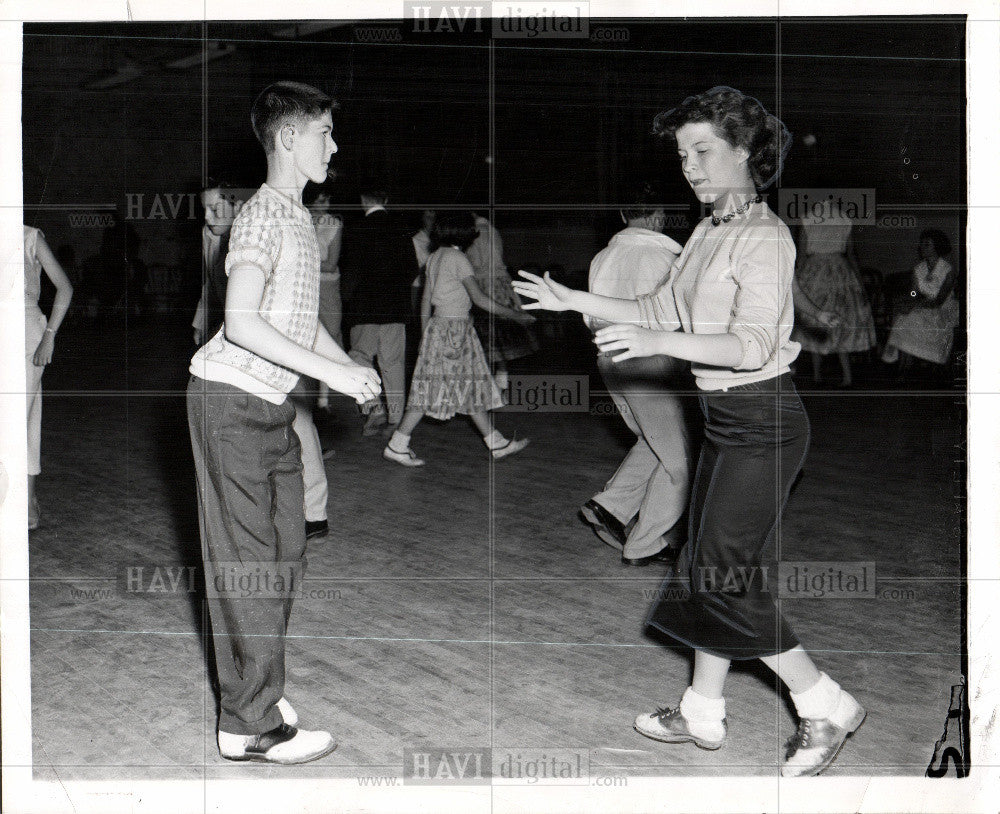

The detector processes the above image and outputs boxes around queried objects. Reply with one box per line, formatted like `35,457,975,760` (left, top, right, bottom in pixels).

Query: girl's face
675,121,752,204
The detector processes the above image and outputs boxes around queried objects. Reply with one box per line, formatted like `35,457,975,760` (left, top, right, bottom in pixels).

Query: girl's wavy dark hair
653,86,791,191
429,211,478,252
920,228,952,258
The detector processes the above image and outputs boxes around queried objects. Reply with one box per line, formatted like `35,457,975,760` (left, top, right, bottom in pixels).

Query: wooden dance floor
26,316,963,781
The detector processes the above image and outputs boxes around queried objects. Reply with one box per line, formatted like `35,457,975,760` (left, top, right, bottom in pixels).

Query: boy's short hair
202,176,233,194
200,178,235,210
621,182,666,222
251,81,333,155
359,181,390,204
202,183,255,231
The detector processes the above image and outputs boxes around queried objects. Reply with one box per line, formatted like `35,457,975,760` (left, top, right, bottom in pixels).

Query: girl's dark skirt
645,373,808,660
472,272,539,363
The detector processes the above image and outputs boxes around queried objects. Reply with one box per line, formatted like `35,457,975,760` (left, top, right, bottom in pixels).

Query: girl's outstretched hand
512,270,574,312
594,324,665,363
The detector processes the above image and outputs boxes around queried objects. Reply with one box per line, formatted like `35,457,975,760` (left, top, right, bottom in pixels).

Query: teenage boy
193,183,333,542
191,183,235,346
579,186,692,567
339,186,419,435
188,81,381,765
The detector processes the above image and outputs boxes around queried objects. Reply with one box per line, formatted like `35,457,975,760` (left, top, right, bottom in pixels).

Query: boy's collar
260,182,311,217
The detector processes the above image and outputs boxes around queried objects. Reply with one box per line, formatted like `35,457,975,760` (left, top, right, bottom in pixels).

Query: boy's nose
329,138,338,155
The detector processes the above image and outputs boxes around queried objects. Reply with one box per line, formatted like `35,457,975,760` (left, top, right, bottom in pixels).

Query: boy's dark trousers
187,376,307,736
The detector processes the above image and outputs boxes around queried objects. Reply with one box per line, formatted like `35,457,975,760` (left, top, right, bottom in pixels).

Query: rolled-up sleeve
729,227,796,371
636,271,682,332
225,213,281,280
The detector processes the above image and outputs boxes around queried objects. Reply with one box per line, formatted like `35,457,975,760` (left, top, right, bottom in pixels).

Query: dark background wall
22,18,965,300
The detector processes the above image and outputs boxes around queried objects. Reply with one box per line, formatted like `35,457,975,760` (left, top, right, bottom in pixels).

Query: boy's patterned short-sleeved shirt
190,183,320,403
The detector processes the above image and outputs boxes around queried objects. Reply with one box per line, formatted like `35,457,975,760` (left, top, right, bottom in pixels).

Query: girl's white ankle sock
790,672,841,720
482,429,507,450
679,686,726,741
388,430,411,452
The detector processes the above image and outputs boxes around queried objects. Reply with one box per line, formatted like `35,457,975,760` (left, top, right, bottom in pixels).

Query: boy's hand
323,362,382,404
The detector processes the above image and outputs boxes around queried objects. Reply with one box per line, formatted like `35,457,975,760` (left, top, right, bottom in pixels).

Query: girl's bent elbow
731,332,770,371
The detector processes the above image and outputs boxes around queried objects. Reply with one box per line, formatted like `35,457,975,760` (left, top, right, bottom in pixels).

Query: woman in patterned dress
791,200,876,387
882,229,959,373
383,213,535,466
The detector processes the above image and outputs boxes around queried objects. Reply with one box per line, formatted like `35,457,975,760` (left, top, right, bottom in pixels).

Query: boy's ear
280,123,295,152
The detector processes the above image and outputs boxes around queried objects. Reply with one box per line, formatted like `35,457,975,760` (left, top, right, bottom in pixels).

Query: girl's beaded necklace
711,194,762,227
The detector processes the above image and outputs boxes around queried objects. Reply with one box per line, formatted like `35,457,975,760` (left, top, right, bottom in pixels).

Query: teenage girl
309,189,344,410
513,86,865,777
466,213,538,390
24,226,74,529
384,212,535,467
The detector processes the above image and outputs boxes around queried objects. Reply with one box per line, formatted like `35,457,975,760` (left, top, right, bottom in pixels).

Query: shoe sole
492,439,530,460
634,723,725,751
782,708,867,778
382,449,425,467
623,548,677,567
223,740,338,765
579,505,625,552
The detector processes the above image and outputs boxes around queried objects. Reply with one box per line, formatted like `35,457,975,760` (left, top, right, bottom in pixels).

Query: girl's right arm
463,277,535,325
512,270,641,324
32,234,74,366
792,277,839,328
420,275,433,332
36,234,73,331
